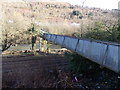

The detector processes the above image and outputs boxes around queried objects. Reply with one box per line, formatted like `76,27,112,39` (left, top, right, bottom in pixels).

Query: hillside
2,1,117,24
1,1,118,44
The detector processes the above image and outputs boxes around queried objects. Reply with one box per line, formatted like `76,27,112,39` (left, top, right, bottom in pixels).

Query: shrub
83,21,120,43
88,12,93,18
72,10,81,16
108,22,120,42
79,16,83,19
64,52,100,74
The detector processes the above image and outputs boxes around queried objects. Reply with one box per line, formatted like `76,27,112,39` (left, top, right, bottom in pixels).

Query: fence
43,33,120,73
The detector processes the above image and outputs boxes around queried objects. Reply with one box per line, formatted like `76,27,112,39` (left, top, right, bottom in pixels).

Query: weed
64,52,100,74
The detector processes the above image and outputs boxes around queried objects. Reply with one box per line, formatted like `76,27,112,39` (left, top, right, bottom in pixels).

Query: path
2,54,68,88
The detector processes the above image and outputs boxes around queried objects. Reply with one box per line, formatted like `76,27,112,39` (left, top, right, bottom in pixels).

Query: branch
2,43,12,52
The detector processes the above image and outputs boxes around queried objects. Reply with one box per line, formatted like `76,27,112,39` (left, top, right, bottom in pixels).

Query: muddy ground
2,54,69,88
2,52,120,89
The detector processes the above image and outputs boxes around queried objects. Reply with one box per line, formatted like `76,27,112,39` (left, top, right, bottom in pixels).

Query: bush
64,52,100,74
72,10,81,16
83,21,120,43
88,12,93,16
108,22,120,42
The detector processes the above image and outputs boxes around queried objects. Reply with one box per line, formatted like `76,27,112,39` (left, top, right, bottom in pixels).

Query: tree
2,12,30,52
27,23,38,50
2,31,13,52
31,24,37,50
2,19,14,51
83,21,120,43
88,12,93,18
72,10,81,16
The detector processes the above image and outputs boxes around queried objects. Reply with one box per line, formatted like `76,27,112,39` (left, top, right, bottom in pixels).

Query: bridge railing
43,33,120,73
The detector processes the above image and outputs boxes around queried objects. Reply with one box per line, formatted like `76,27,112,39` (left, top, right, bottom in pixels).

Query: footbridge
42,33,120,74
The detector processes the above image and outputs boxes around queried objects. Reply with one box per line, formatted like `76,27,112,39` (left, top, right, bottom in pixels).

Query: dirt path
2,54,68,88
2,54,120,89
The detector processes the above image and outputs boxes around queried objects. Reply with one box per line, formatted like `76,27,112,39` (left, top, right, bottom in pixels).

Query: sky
56,0,120,10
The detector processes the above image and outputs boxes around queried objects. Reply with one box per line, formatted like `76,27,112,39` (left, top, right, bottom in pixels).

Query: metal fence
43,33,120,73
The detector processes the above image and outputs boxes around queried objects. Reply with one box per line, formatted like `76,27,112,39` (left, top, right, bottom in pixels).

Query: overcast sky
56,0,119,10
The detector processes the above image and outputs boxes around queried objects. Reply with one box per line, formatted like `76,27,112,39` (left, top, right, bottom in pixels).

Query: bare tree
2,11,30,52
80,0,87,37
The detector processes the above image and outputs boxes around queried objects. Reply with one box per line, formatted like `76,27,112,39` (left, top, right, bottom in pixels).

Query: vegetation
31,24,38,50
64,52,100,74
72,10,81,16
83,21,120,43
2,16,31,52
88,12,93,18
1,1,117,52
64,20,120,75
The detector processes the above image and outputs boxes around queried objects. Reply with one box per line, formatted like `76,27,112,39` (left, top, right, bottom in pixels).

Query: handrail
44,33,120,46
